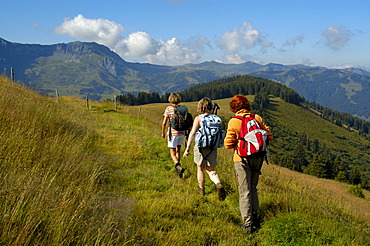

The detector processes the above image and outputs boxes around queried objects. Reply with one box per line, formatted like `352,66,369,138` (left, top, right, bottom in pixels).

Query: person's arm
161,116,168,138
183,116,201,157
224,118,239,149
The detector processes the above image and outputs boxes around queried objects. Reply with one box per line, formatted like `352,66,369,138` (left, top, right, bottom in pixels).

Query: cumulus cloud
115,31,158,57
216,21,272,60
115,35,205,65
54,14,124,48
144,38,200,65
322,25,353,51
224,54,245,64
184,35,211,50
217,29,240,53
54,14,208,65
240,22,260,48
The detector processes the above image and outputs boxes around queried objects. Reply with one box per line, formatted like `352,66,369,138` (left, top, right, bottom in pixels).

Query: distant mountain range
1,37,369,120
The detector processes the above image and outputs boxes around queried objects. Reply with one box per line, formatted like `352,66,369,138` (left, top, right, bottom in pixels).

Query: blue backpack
195,114,225,148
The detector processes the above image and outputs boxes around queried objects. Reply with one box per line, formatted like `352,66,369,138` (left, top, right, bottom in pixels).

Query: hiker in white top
162,93,188,178
184,97,226,201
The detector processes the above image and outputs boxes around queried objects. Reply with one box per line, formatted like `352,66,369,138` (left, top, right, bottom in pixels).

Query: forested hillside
250,68,370,120
117,75,370,190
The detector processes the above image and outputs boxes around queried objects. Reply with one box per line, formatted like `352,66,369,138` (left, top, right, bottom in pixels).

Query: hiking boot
239,224,253,234
175,163,184,178
198,187,205,196
216,183,226,201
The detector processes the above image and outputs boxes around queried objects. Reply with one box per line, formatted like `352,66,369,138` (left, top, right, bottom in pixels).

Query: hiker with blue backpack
224,94,273,234
162,93,193,178
183,97,226,201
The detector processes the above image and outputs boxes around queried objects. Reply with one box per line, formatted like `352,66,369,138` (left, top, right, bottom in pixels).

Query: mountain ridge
1,37,369,120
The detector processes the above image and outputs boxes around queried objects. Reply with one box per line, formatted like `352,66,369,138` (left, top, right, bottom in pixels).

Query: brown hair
168,93,181,104
229,94,251,113
197,97,213,114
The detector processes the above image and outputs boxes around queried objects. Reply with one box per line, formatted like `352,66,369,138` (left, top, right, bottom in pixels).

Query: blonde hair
197,97,213,114
168,93,181,104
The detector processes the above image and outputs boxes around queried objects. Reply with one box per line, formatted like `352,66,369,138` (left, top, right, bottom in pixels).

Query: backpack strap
199,114,210,149
233,115,244,120
233,112,254,120
168,105,179,140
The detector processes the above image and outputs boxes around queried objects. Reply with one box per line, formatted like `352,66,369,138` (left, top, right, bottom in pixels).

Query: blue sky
1,0,369,69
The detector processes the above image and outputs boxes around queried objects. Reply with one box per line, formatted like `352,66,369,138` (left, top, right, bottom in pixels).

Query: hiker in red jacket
224,95,273,233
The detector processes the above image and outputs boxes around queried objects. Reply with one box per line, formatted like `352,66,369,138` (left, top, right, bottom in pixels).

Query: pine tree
304,153,327,178
292,143,307,172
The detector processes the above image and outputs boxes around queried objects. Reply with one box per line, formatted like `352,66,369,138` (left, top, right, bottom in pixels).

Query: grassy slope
269,97,370,157
266,97,370,175
85,98,370,245
1,77,369,245
0,78,119,245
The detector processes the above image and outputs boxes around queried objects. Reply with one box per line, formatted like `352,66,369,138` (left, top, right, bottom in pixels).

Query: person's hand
183,149,190,157
161,132,166,138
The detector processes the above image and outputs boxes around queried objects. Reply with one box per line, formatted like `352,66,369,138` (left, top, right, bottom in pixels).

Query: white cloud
224,54,245,64
54,16,276,66
54,14,208,65
240,22,260,48
54,14,124,47
115,31,158,57
184,35,211,50
145,38,200,65
216,21,270,55
218,28,242,53
115,35,207,65
322,25,352,51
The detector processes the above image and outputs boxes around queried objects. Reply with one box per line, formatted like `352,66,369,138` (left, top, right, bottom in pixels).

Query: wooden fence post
114,95,117,112
86,95,90,111
10,67,14,81
55,89,59,103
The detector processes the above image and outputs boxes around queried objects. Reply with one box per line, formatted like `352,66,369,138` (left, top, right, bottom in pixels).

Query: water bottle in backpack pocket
195,114,225,148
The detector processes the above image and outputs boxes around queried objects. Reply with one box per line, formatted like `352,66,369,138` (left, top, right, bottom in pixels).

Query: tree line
267,120,369,190
116,75,369,138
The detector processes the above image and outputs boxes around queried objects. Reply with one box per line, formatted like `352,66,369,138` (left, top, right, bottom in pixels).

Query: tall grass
1,77,369,245
0,77,123,244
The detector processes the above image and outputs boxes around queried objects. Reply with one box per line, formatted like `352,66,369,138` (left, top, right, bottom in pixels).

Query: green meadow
0,76,369,245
